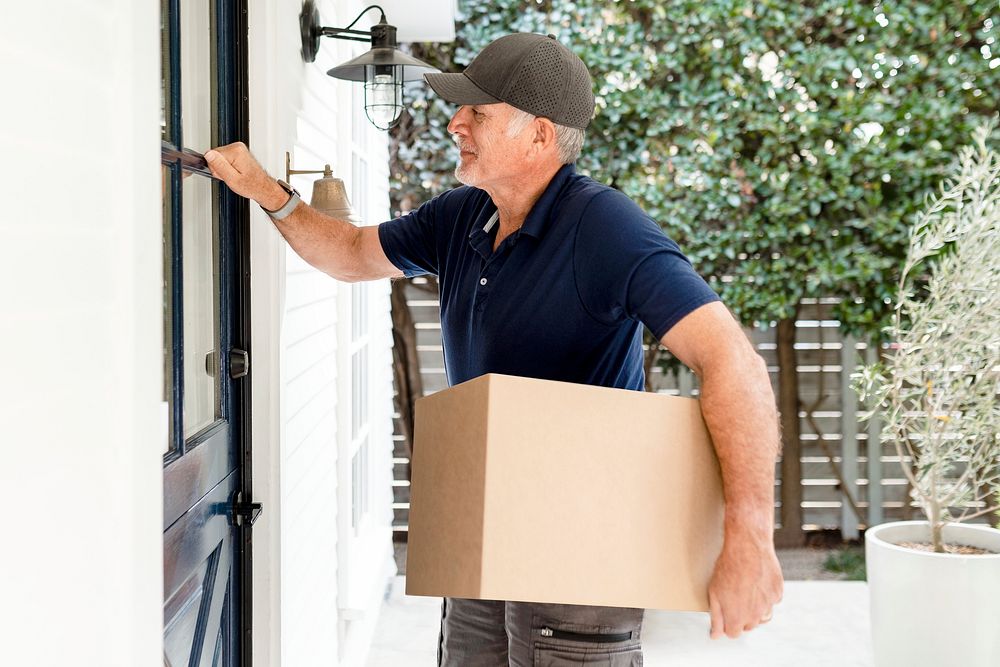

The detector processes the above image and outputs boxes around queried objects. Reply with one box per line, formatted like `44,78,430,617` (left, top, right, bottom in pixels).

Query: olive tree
855,126,1000,552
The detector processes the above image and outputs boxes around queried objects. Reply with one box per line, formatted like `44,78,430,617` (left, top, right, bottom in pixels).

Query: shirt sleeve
377,193,446,278
573,189,720,339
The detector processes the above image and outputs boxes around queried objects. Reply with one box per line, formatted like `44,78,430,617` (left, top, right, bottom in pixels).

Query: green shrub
823,547,867,580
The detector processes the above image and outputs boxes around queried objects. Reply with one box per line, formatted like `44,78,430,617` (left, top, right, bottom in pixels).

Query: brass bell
309,165,358,222
285,152,359,221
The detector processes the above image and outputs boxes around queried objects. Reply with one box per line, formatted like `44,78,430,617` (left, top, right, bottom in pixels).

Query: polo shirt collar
467,163,576,258
468,210,498,259
520,162,576,240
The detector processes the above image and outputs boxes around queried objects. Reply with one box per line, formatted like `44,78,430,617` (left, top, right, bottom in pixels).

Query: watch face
277,180,295,195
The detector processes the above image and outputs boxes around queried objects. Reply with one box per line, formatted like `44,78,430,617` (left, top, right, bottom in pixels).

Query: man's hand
707,526,784,639
204,142,288,211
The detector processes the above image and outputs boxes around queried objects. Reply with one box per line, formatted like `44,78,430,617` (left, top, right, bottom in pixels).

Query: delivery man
205,31,783,667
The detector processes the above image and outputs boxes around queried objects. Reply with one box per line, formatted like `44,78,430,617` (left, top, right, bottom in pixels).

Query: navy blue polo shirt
377,164,719,391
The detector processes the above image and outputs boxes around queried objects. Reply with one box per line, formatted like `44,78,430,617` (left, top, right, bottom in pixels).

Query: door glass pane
183,174,220,438
160,0,171,141
162,164,175,452
180,0,215,152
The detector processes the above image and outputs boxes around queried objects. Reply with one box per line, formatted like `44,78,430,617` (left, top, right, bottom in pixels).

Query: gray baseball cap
424,32,595,130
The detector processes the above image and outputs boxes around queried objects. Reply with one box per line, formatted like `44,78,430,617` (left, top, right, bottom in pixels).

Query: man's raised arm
205,142,403,283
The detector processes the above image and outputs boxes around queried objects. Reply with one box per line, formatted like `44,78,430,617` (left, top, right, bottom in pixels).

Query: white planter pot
866,521,1000,667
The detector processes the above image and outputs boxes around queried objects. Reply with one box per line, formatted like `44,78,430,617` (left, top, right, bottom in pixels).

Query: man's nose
447,106,471,135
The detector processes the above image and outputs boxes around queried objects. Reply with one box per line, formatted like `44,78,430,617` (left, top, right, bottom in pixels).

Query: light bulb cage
364,65,404,130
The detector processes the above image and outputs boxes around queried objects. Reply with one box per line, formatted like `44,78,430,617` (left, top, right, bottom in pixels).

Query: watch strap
264,192,301,221
262,180,301,221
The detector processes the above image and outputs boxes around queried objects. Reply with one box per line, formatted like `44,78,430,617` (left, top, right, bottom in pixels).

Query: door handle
230,491,262,527
229,348,249,379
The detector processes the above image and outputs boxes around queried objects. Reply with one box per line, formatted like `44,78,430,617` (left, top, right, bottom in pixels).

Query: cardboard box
405,373,724,611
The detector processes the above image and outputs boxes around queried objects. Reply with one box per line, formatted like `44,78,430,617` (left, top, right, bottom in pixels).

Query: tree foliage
390,0,1000,340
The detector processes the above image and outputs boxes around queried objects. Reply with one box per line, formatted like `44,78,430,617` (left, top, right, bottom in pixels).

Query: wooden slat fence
391,282,916,540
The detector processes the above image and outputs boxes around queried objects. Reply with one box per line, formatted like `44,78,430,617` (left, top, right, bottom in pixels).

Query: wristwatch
262,179,301,220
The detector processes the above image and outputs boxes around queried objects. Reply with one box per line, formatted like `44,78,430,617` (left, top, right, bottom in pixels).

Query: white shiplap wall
0,1,163,665
250,1,397,665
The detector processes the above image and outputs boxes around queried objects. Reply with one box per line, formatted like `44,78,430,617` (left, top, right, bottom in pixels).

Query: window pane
182,174,220,438
351,346,368,440
352,83,367,150
351,153,369,223
351,438,369,530
352,283,368,340
180,0,215,152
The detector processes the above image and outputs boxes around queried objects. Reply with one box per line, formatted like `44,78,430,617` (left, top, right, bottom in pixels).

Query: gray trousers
438,597,644,666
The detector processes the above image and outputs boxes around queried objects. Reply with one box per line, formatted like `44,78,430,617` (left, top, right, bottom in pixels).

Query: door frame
217,1,254,661
159,0,253,663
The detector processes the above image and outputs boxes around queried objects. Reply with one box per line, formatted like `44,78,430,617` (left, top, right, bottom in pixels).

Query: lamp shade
326,47,438,82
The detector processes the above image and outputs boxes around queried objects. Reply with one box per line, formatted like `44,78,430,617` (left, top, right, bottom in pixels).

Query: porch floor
366,578,873,666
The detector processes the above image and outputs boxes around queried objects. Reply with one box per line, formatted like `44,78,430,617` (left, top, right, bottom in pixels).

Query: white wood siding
281,246,342,667
250,1,397,664
0,1,163,665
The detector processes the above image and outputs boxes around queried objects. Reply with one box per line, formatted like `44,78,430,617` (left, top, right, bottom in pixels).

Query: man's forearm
251,176,367,280
698,346,780,537
205,144,367,281
660,302,783,637
267,200,365,281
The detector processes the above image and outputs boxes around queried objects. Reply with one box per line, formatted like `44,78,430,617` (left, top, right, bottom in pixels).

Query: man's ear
533,117,558,155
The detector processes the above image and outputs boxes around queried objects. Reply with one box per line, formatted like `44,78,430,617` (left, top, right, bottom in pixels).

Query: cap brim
423,72,501,106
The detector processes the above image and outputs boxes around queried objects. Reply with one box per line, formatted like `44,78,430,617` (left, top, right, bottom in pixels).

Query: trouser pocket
533,626,642,666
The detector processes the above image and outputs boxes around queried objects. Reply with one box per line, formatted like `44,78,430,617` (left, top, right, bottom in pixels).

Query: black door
160,1,252,665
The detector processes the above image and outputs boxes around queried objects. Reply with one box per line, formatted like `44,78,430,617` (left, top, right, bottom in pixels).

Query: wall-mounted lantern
300,1,438,130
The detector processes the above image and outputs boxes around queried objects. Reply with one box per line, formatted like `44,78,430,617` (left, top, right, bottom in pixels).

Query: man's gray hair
506,108,585,164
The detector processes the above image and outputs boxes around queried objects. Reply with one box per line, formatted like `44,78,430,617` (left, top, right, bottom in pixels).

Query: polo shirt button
480,278,488,286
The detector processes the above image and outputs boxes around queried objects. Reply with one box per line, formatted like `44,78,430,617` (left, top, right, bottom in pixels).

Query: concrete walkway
367,578,873,666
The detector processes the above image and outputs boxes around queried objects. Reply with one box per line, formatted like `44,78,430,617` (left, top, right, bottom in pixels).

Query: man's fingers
710,594,776,640
709,592,724,640
742,607,772,634
204,145,262,201
208,141,247,161
204,142,275,204
204,149,239,181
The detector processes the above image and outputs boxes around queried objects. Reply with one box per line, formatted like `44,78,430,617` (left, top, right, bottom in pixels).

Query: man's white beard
454,162,474,186
453,136,478,186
